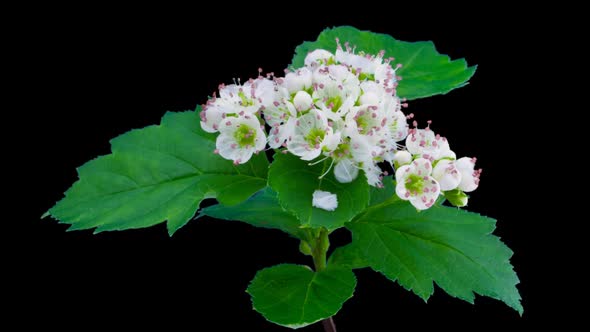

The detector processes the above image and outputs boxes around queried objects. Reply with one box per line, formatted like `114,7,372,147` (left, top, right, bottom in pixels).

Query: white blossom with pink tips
395,158,441,210
199,40,482,210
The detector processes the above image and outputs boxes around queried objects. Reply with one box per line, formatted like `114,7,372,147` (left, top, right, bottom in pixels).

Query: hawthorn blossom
287,109,336,161
395,158,441,210
456,157,481,192
200,41,481,211
216,115,266,164
432,159,461,191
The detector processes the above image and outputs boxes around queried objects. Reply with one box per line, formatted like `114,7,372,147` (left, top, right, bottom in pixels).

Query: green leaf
45,110,269,236
247,264,356,329
368,176,396,206
199,187,306,239
348,200,523,314
291,26,476,100
328,243,368,270
268,153,369,230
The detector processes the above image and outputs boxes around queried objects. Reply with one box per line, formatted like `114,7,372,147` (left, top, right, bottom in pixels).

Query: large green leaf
327,176,395,270
348,200,523,314
328,243,368,270
291,26,476,100
247,264,356,329
199,187,306,239
268,153,369,230
45,110,269,236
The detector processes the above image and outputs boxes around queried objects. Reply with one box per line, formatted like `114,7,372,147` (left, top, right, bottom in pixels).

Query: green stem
311,228,329,272
310,228,336,332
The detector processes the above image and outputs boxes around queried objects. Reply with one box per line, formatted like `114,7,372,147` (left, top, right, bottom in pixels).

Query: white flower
217,83,258,114
202,43,482,197
284,67,313,94
335,40,381,75
395,158,441,210
312,64,360,119
346,104,386,136
216,115,266,164
287,109,333,160
335,39,400,92
386,110,408,143
437,137,455,160
262,85,297,149
359,81,387,106
304,49,334,67
200,99,227,133
456,157,481,192
268,116,296,149
264,102,297,149
406,128,452,161
312,190,338,211
392,150,412,167
293,91,313,111
349,131,384,164
432,159,461,191
202,78,278,134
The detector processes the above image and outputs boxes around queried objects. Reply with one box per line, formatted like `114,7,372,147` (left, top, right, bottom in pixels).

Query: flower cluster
200,40,481,210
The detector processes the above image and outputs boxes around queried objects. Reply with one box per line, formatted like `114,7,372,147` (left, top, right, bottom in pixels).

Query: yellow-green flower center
238,90,255,107
305,128,325,147
331,142,350,158
234,124,256,148
326,95,343,112
405,173,425,194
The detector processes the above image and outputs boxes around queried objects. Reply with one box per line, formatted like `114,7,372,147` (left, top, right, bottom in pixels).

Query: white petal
409,177,440,210
432,160,461,191
334,159,359,183
287,110,328,160
251,78,277,106
322,131,341,152
388,110,408,142
312,190,338,211
262,100,296,128
287,135,311,158
375,63,397,90
456,157,479,192
410,158,433,177
268,118,295,149
304,50,334,67
439,149,456,160
436,138,453,160
405,129,450,160
293,91,313,111
336,95,356,117
216,116,262,164
284,68,313,94
301,148,322,161
200,103,225,133
393,150,412,167
218,84,240,100
406,129,435,155
360,91,379,106
347,128,384,163
254,126,267,151
395,180,411,201
216,134,254,164
395,164,411,183
363,162,382,187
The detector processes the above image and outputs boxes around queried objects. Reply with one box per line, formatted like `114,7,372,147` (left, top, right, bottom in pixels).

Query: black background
17,4,546,330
